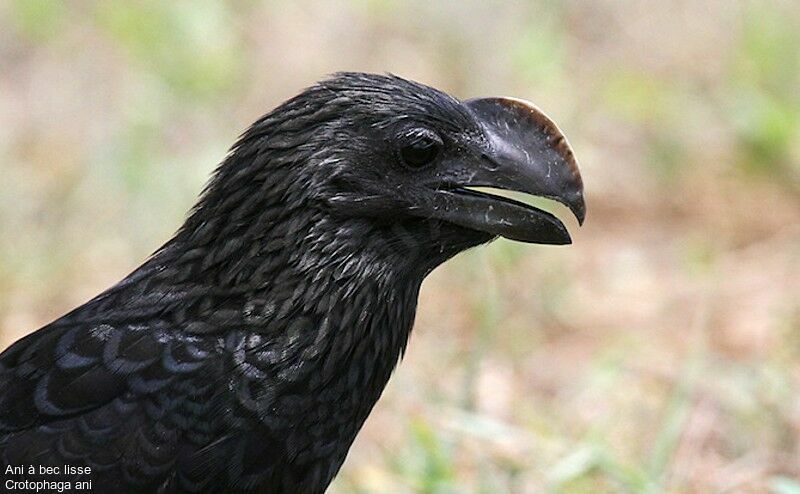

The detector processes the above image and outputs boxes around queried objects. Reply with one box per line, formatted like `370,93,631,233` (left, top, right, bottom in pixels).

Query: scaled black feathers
0,73,584,493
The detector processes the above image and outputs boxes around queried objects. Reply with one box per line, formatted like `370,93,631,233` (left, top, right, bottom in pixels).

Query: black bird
0,73,584,493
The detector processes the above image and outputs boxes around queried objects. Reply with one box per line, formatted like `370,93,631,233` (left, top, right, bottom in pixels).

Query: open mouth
427,185,575,245
408,96,585,245
454,186,566,215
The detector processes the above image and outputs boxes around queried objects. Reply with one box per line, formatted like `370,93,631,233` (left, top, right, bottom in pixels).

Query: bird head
197,73,584,271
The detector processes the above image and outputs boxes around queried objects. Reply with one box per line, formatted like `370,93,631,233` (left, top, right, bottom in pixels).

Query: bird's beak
425,97,585,245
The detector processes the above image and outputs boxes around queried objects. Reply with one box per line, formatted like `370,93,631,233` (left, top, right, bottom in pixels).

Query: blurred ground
1,1,799,492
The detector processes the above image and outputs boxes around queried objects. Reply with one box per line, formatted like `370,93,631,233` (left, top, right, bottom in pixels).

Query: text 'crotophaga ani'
0,73,585,493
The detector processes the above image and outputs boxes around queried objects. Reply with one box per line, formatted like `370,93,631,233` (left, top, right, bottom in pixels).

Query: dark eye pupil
400,138,439,168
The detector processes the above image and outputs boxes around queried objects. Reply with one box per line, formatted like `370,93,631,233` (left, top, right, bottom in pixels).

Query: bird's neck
168,219,427,481
152,211,433,430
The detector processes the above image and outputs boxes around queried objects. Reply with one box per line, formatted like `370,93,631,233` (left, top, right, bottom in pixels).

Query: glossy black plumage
0,73,584,493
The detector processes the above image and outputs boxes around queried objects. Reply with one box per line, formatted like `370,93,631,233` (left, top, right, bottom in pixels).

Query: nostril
481,154,500,171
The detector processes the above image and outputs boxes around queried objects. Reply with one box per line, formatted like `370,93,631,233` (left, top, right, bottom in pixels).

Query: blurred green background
1,1,799,492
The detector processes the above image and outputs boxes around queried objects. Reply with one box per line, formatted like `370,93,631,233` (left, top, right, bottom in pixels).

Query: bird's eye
398,131,442,169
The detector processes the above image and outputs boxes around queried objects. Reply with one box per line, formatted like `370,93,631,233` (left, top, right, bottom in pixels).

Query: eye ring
397,129,442,169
